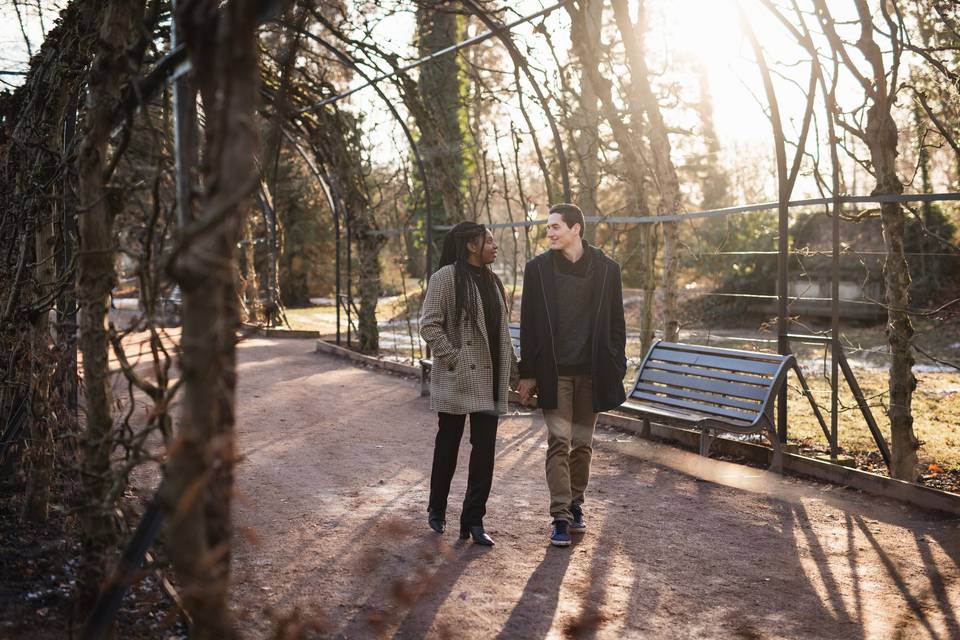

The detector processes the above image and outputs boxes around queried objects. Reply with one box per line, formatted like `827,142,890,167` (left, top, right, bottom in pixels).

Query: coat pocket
438,348,461,372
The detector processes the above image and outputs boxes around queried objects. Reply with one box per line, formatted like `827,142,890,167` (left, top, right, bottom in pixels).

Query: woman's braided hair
438,221,507,335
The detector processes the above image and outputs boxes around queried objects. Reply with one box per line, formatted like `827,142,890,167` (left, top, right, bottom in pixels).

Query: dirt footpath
228,338,960,639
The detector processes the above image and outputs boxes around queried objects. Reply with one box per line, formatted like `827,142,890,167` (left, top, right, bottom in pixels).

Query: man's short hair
548,203,585,238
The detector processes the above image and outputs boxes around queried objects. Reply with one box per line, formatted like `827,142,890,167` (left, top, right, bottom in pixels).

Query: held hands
517,378,537,406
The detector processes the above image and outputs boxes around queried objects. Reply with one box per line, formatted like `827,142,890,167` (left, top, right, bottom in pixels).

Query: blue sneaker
570,504,586,533
550,519,571,547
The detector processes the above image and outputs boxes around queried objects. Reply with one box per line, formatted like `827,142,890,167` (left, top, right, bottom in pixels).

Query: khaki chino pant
543,375,598,523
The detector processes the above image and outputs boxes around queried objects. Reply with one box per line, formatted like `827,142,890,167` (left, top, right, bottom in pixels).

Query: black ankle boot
460,524,494,546
428,509,446,533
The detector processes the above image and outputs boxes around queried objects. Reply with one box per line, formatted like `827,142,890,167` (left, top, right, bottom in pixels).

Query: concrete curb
314,339,421,378
242,325,322,339
313,340,960,516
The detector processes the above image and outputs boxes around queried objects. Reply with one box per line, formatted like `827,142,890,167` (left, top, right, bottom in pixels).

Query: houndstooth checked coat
420,264,518,415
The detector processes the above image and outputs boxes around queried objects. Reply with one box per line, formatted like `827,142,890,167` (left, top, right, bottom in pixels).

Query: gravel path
228,338,960,639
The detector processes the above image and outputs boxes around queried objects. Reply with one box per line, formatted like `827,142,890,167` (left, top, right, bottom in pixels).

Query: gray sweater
552,246,594,375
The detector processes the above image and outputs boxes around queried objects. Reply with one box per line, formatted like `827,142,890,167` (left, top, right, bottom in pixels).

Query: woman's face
469,230,498,265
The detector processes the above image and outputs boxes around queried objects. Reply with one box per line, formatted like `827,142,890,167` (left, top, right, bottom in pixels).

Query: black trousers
428,411,499,527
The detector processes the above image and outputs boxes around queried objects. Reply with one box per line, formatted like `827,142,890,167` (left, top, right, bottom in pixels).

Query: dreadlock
438,221,507,335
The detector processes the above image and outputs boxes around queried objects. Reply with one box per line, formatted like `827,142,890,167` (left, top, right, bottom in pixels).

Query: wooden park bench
621,340,804,472
420,322,521,396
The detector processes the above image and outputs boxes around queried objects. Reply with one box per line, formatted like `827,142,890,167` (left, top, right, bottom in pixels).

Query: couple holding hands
420,203,627,548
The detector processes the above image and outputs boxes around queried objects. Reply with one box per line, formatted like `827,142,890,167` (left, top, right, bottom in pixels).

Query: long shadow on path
496,544,574,639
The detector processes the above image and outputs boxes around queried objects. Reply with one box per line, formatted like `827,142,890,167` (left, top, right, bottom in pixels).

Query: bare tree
0,1,103,525
75,0,147,610
813,0,920,480
307,106,384,354
161,0,288,635
566,0,603,238
611,0,683,343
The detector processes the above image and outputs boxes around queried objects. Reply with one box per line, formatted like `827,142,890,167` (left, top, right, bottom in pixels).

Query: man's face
470,230,498,265
546,213,580,251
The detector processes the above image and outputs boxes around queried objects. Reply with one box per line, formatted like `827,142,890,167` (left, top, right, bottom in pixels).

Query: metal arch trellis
284,27,435,348
282,0,576,351
118,0,580,353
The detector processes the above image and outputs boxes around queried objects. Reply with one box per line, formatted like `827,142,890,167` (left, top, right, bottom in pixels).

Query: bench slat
622,398,755,428
633,382,762,412
644,361,769,386
621,400,712,423
657,341,786,363
648,348,781,376
639,369,769,401
629,391,758,423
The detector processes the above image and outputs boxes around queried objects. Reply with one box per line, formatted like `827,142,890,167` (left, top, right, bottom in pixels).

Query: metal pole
334,202,341,345
838,350,892,467
776,203,789,444
828,101,841,461
425,197,433,278
346,205,352,348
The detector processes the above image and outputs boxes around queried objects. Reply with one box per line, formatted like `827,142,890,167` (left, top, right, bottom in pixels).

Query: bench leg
764,418,784,473
420,365,430,397
699,429,713,457
640,417,651,438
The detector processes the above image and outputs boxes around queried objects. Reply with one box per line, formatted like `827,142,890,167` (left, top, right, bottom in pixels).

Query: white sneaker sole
550,538,572,547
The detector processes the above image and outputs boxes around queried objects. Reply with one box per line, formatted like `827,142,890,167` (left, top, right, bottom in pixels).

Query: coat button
470,364,476,370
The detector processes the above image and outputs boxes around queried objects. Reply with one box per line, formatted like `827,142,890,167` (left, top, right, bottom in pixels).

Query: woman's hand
517,378,537,406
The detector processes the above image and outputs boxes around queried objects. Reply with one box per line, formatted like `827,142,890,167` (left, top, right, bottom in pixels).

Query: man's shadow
495,542,575,639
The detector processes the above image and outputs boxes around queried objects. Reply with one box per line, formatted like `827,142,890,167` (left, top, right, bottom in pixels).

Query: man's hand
517,378,537,406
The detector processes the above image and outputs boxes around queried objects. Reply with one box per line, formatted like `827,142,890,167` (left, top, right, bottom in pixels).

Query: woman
420,222,517,546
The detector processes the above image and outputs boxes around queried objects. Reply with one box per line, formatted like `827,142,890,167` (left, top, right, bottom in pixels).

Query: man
420,222,518,546
517,203,627,547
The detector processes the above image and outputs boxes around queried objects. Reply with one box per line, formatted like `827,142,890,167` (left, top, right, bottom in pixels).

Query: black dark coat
518,246,627,413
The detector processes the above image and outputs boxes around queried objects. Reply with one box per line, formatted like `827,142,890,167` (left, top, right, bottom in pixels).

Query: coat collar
538,243,608,322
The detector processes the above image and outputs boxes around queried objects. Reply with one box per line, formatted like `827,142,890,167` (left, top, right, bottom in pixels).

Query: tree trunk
571,0,657,353
259,180,285,326
75,0,145,611
24,210,56,522
407,0,466,274
416,2,465,224
569,0,603,238
608,0,662,353
612,0,682,342
240,211,262,324
162,1,276,636
694,64,731,210
355,219,384,354
308,109,382,353
850,3,919,481
867,102,918,480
